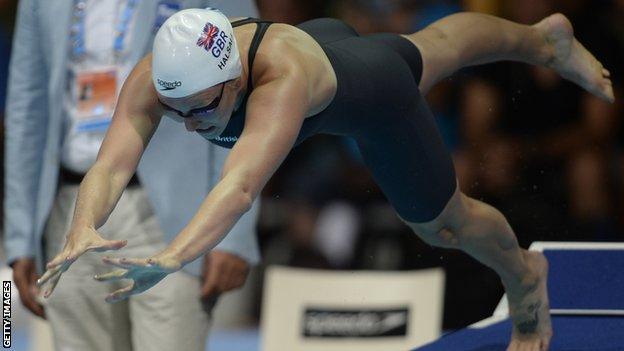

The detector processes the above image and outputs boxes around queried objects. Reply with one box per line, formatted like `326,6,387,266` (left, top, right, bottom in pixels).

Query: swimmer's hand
95,252,182,303
36,226,128,298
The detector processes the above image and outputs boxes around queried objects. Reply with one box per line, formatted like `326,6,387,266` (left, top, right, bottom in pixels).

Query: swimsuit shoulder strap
231,17,271,27
230,18,273,92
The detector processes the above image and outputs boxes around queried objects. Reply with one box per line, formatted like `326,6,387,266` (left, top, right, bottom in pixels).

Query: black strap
231,17,258,27
246,22,271,91
230,18,273,91
231,17,273,28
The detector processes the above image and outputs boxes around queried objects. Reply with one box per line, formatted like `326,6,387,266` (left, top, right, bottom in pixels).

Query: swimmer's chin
195,126,222,139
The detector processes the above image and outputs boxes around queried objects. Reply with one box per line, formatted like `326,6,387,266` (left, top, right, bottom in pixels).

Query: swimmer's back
229,18,422,119
209,17,429,148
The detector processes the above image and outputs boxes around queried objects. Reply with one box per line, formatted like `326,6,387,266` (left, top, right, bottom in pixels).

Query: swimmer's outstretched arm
173,79,306,265
97,70,309,303
37,61,161,296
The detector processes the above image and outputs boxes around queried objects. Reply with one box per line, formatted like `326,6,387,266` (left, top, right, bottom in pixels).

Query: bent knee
402,188,475,248
417,226,461,248
402,183,468,224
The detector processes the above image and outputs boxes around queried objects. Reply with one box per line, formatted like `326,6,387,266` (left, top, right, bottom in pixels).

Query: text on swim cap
217,34,233,70
211,30,228,58
197,22,233,70
157,79,182,91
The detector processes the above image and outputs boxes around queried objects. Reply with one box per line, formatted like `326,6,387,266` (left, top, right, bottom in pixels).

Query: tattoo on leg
529,301,542,312
515,301,542,334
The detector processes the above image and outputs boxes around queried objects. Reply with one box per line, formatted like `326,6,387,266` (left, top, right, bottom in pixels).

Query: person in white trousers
5,1,261,350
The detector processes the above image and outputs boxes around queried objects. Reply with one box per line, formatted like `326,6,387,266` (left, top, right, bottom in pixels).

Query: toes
593,80,615,103
508,337,550,351
541,334,552,351
603,84,615,103
602,68,611,77
519,340,538,351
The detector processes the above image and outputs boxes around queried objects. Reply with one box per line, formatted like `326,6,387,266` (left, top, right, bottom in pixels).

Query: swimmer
37,8,613,351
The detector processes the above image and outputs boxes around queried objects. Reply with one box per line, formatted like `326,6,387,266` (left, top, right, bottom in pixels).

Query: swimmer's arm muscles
71,69,161,230
168,76,308,266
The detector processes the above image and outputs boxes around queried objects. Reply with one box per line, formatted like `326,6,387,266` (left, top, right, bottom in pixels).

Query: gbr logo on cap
197,23,229,58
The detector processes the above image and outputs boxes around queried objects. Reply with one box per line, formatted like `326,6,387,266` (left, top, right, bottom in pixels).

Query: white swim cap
152,8,242,98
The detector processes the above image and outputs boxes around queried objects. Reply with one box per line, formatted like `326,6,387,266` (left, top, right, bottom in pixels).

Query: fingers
200,254,221,299
102,256,152,269
46,234,128,270
93,269,128,282
230,276,246,290
105,282,136,303
221,265,247,292
46,253,73,270
202,294,220,312
37,258,73,298
88,239,128,252
42,270,63,299
200,271,220,299
26,298,46,319
37,237,129,300
200,252,250,298
36,265,63,287
17,287,45,319
200,263,244,297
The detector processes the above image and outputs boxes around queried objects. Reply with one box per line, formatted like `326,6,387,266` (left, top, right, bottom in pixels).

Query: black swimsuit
204,18,456,223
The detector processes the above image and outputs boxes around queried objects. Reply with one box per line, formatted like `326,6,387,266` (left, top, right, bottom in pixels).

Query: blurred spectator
0,0,17,32
0,27,9,117
4,1,260,350
0,0,16,232
257,0,330,24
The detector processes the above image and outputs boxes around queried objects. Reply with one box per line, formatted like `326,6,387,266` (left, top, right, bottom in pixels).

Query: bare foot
535,13,614,103
506,251,552,351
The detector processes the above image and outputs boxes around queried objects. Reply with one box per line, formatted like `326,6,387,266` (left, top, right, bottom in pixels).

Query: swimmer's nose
185,119,200,132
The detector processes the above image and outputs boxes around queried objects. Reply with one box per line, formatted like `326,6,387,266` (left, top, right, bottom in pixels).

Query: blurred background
1,0,623,350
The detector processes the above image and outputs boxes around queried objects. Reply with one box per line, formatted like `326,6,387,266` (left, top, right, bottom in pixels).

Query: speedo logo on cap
157,78,182,91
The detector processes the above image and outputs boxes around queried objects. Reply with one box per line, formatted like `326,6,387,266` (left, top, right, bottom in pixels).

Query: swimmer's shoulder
248,23,331,76
232,22,336,115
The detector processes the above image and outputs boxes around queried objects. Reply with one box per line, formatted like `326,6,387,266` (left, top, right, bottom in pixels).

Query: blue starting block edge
415,242,624,351
415,315,624,351
491,242,624,315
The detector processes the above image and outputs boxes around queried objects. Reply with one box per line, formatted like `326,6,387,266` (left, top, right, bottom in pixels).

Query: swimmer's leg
402,188,552,351
354,89,551,351
404,12,614,102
